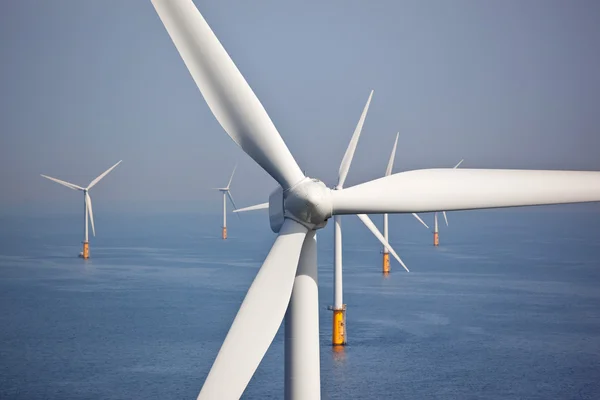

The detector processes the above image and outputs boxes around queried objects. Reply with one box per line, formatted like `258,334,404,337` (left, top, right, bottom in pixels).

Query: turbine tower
214,165,238,239
433,159,464,246
41,160,122,259
382,132,429,273
150,1,600,398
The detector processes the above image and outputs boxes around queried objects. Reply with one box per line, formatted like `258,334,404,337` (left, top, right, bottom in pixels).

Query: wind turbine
150,1,600,398
214,165,238,239
433,159,464,246
40,160,122,259
328,90,408,346
381,132,430,273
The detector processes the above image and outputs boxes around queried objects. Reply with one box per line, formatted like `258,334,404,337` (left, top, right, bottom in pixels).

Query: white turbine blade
40,175,83,191
226,164,237,189
234,202,269,213
332,169,600,214
356,214,409,272
411,213,430,229
442,211,449,227
152,0,304,190
226,191,241,220
336,90,374,188
87,160,122,190
226,191,238,211
385,132,400,177
198,219,308,399
454,159,464,169
86,192,95,237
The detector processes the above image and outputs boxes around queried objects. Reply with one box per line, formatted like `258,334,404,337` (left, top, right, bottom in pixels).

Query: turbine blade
226,191,238,211
86,192,95,237
332,169,600,214
453,159,464,169
226,191,241,220
226,164,237,189
356,214,409,272
40,175,84,191
411,213,430,229
152,0,304,190
198,219,308,399
234,202,269,213
87,160,122,190
385,132,400,177
442,211,449,227
337,90,374,188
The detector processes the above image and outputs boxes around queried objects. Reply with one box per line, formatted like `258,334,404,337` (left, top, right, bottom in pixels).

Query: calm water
1,207,599,399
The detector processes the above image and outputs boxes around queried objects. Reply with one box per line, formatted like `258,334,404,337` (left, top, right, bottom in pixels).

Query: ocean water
1,207,599,399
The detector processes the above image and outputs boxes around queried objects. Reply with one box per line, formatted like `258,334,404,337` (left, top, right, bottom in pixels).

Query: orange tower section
81,242,90,259
382,252,390,273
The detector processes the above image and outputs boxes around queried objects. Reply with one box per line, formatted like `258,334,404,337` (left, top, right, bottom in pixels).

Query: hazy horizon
2,0,599,215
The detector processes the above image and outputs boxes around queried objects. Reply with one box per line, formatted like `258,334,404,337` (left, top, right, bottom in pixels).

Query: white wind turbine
433,159,464,246
381,132,430,273
41,160,122,259
325,90,409,346
150,1,600,398
214,165,238,239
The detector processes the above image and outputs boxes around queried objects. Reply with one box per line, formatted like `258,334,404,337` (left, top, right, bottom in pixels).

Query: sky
1,0,599,215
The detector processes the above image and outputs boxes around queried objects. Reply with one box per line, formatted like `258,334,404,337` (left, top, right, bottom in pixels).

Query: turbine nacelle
269,178,332,233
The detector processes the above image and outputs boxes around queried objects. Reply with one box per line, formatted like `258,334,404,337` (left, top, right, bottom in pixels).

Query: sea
1,206,599,399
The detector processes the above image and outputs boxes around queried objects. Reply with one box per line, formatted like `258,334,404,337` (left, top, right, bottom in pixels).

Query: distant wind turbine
41,160,122,259
214,165,238,239
329,90,406,346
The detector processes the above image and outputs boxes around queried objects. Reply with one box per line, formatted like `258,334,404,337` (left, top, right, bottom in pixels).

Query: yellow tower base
80,242,90,259
382,252,390,273
222,227,227,240
433,232,439,246
331,305,347,346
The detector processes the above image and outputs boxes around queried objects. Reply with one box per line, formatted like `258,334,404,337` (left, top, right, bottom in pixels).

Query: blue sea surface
1,207,599,399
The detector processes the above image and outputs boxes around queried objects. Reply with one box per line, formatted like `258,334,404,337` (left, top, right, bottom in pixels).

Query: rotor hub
268,178,332,232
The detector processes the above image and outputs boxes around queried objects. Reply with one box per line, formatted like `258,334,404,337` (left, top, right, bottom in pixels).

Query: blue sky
1,0,599,215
